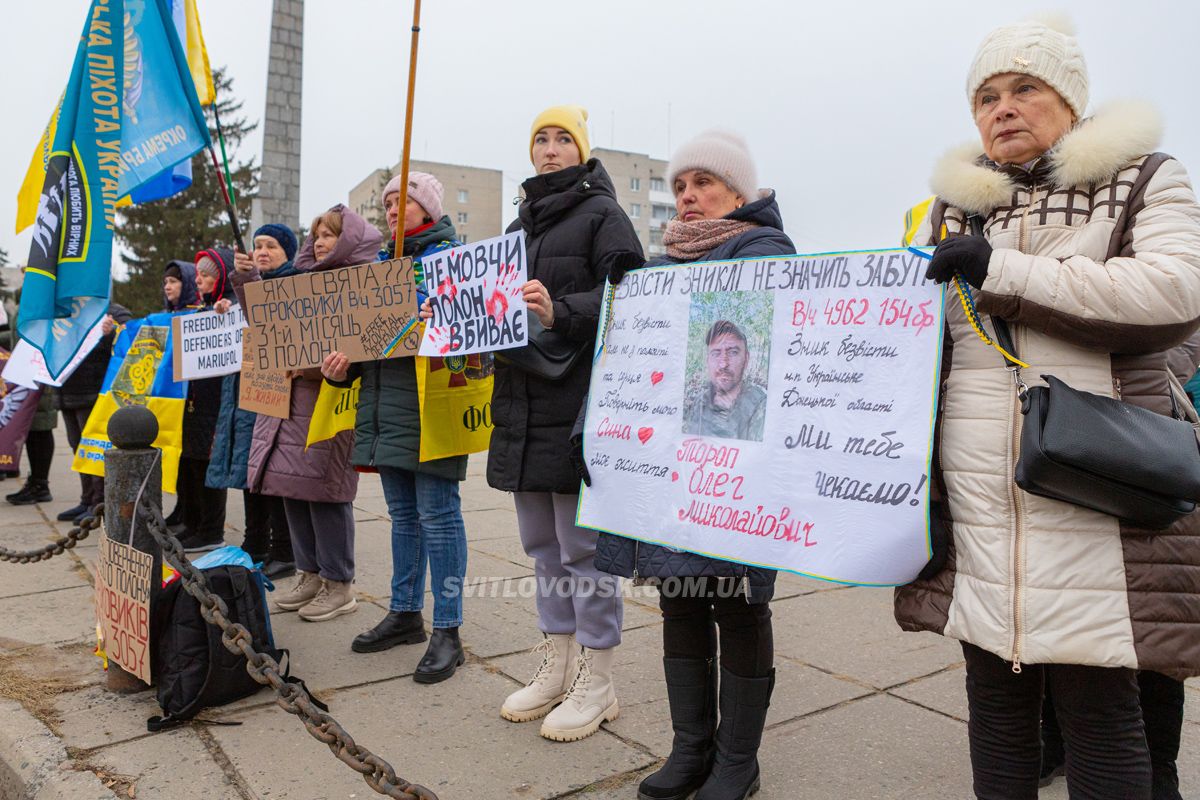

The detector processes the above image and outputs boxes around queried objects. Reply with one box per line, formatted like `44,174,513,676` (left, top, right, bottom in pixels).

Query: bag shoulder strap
979,154,1172,368
1106,152,1173,260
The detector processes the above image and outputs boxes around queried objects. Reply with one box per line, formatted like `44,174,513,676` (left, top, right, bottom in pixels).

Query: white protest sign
418,231,529,357
171,305,247,381
1,324,106,389
577,249,945,586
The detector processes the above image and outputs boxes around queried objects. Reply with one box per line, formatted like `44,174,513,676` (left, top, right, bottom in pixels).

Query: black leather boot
638,658,717,800
6,479,51,505
414,627,464,684
695,667,774,800
57,503,89,521
262,559,297,580
351,611,426,653
1141,671,1184,800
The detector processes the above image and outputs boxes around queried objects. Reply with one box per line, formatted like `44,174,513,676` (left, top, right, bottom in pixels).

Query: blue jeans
378,466,467,628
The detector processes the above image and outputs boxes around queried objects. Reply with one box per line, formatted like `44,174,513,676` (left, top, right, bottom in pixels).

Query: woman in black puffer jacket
596,129,794,800
489,105,642,743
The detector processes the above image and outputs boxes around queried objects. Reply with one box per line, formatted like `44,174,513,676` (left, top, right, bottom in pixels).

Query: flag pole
212,99,238,206
208,145,246,253
206,88,246,253
395,0,423,244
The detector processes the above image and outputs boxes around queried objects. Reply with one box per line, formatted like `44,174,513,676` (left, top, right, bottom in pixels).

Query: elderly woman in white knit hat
594,128,793,800
321,172,473,684
893,15,1200,799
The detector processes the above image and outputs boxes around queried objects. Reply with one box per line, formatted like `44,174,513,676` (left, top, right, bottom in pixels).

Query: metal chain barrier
135,494,438,800
0,504,104,563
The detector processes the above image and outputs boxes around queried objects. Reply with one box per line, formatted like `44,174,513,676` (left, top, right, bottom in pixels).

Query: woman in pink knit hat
322,172,472,684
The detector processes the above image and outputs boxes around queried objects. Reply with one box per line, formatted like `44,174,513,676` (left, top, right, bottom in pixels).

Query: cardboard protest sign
0,348,39,473
237,330,291,418
418,232,528,357
2,323,105,389
95,531,154,684
241,258,419,372
577,249,945,586
171,305,247,381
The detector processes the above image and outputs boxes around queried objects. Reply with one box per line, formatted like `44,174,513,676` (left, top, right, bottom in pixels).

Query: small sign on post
95,530,154,684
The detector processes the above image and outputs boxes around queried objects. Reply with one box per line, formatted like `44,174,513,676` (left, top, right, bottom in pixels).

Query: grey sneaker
298,579,358,622
274,570,321,612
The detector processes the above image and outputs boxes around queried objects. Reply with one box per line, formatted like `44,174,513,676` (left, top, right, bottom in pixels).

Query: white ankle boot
501,634,576,722
540,645,618,742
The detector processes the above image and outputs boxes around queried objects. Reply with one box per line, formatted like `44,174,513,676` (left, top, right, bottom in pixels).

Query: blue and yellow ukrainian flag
73,313,187,492
18,0,210,379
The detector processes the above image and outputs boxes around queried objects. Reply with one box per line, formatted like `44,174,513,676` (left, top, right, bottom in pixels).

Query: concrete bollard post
102,405,163,695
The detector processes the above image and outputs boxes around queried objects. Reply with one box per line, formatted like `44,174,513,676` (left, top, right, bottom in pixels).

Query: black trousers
1044,671,1184,800
659,592,773,678
62,406,103,506
176,456,226,539
25,429,54,482
240,490,293,561
962,641,1151,800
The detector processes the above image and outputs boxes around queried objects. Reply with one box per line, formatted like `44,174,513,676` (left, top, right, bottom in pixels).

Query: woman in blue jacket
208,225,300,578
595,129,794,800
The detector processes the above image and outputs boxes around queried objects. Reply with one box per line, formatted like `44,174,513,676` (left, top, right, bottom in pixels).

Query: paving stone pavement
1,429,1198,799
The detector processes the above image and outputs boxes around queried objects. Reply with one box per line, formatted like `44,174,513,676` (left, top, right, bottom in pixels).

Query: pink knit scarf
663,218,759,261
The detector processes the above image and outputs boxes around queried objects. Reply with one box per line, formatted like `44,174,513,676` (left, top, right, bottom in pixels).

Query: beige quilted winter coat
894,101,1200,679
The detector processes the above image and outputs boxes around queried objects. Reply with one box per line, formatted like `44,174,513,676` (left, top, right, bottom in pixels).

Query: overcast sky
4,1,1199,267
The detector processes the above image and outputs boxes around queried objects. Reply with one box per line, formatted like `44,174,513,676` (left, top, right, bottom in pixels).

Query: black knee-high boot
638,657,718,800
1140,671,1184,800
695,667,774,800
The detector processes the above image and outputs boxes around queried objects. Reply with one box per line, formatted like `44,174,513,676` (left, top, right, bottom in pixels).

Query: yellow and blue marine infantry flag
73,312,187,492
19,0,211,379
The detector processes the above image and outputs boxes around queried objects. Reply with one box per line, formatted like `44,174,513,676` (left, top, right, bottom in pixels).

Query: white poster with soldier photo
576,249,945,585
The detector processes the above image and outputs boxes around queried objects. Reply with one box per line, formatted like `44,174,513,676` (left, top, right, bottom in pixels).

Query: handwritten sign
171,305,247,381
2,324,105,389
237,330,291,418
241,258,419,371
577,249,945,586
95,531,153,683
418,232,528,357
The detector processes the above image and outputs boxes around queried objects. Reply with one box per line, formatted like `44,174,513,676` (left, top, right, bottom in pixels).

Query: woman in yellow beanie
491,105,643,742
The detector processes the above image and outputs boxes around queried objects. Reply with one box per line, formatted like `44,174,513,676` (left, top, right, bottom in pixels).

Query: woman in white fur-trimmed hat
894,14,1200,799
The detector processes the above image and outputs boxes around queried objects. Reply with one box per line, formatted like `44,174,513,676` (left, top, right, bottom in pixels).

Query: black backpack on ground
147,564,313,731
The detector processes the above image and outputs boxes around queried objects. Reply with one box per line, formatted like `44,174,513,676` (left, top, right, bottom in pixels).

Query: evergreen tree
368,168,393,241
114,68,258,315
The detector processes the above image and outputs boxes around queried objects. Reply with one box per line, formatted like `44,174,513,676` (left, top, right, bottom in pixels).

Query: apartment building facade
348,160,503,244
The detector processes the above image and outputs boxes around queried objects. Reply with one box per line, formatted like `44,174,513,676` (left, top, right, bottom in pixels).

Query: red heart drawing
650,371,664,385
637,427,654,445
671,471,679,482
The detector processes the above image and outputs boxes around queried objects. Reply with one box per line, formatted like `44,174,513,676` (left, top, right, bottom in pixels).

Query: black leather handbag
993,318,1200,529
494,314,589,381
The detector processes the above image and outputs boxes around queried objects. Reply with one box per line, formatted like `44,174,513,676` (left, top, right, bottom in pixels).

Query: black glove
568,433,592,488
608,252,648,285
925,235,992,289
